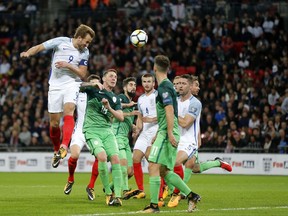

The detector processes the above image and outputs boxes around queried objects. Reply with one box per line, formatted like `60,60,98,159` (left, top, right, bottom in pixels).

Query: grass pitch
0,172,287,216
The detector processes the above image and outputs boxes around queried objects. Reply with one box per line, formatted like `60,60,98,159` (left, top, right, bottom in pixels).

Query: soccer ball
130,29,148,48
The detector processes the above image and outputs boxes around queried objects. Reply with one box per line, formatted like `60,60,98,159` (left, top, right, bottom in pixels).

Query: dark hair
74,24,95,39
154,55,170,72
141,73,155,81
265,134,271,140
123,77,136,87
87,74,100,81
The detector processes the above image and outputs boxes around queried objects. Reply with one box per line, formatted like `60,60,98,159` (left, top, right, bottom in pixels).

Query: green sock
149,176,161,204
199,160,220,173
165,179,174,194
112,164,122,198
183,167,192,184
98,161,111,195
121,165,129,191
164,179,175,195
109,182,114,191
164,171,191,196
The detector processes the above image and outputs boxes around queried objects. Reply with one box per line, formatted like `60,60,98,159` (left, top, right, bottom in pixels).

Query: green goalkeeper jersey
82,87,121,131
156,78,178,131
112,94,135,136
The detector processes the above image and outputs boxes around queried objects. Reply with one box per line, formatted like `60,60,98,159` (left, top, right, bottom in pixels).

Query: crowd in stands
0,0,287,153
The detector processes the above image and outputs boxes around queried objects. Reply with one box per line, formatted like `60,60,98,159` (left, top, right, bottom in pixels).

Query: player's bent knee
70,145,81,159
49,113,61,127
70,152,80,159
97,155,107,162
110,155,120,164
175,161,182,167
159,166,169,177
63,103,76,115
50,121,60,128
133,158,142,163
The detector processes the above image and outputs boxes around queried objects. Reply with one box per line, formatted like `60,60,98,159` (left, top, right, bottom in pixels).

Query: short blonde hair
191,75,199,83
103,68,117,77
74,24,95,39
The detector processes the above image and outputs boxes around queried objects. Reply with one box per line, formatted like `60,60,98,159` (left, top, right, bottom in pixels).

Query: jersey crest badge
189,106,197,113
112,96,117,103
162,92,168,98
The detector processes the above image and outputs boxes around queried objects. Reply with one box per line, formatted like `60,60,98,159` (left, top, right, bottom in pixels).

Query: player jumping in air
20,24,95,168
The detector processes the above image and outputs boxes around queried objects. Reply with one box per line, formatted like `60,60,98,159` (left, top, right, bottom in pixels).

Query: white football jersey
138,90,158,132
73,92,87,134
43,37,89,88
178,95,202,145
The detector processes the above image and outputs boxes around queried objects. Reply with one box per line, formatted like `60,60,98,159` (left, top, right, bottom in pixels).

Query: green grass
0,173,287,216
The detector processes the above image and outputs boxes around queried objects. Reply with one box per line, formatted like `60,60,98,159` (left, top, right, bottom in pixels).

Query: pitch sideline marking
71,206,288,216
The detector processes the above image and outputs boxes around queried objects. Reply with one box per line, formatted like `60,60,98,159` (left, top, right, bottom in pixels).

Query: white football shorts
134,129,157,154
70,130,86,149
48,83,80,113
177,142,198,160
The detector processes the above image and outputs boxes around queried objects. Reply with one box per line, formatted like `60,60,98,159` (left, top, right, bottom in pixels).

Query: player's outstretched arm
135,112,143,132
80,81,103,89
20,44,45,58
123,110,140,117
122,101,137,108
142,116,157,123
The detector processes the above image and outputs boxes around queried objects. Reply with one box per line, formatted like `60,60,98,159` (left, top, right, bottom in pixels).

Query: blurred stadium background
1,1,288,215
0,0,287,173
